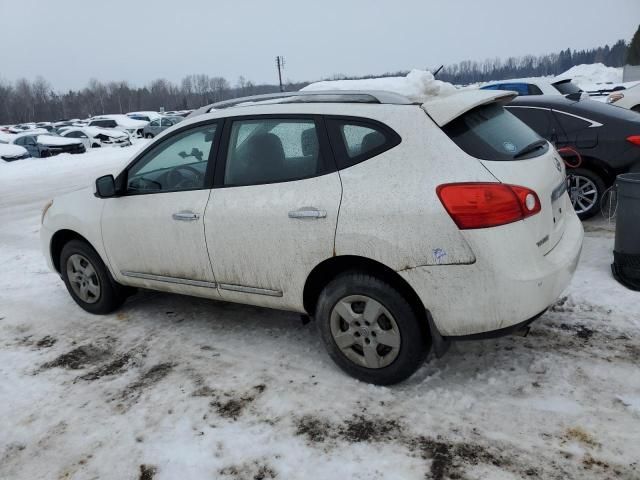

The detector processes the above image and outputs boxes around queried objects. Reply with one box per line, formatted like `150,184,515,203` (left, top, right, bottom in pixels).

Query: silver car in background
143,116,183,138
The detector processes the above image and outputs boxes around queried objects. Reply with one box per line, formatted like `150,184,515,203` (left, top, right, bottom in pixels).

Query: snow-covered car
41,89,583,385
59,127,131,149
481,78,585,97
142,116,183,138
607,83,640,113
88,115,148,138
126,111,163,122
0,143,30,162
11,133,85,157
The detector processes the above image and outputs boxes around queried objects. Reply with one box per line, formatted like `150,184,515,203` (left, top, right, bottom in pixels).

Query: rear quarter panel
334,107,498,270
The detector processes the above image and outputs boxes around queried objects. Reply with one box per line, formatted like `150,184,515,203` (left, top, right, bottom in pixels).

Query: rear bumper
399,211,584,336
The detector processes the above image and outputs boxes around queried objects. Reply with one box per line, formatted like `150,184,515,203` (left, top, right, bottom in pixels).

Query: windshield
442,103,548,161
553,80,582,95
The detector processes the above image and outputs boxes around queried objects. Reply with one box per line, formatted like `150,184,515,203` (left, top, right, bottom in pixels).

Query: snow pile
301,69,457,101
555,63,623,90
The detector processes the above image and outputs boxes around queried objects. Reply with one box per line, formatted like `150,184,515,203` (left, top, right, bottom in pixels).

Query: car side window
126,123,217,193
161,118,172,127
223,118,325,186
326,118,401,169
507,107,554,138
150,120,160,127
14,137,25,146
502,83,530,96
528,84,544,95
553,111,591,132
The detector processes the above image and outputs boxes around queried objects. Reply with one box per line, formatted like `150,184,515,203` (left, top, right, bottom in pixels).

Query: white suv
41,90,583,385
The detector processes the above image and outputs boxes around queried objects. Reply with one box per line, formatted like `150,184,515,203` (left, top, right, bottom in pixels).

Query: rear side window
501,83,530,96
443,103,548,161
528,84,544,95
553,111,590,132
326,118,400,169
223,118,327,186
507,106,559,138
553,80,582,95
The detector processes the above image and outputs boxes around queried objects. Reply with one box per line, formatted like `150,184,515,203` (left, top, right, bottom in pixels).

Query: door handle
172,211,200,221
288,207,327,219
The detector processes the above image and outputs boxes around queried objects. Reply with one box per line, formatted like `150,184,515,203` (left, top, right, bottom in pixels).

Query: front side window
149,120,160,127
443,103,547,161
224,118,324,186
161,118,173,127
127,123,217,193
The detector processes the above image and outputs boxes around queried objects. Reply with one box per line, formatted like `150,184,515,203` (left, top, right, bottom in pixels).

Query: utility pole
276,56,285,92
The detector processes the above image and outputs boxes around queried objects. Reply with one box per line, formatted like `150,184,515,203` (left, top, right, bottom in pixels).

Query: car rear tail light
626,135,640,146
436,183,541,229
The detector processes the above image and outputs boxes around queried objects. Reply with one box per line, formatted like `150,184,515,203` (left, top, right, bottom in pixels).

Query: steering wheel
166,165,204,189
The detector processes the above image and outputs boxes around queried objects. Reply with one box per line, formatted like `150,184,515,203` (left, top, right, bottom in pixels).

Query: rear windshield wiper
513,139,548,159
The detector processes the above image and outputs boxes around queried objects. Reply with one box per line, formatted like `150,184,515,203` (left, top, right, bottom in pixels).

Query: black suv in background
506,96,640,219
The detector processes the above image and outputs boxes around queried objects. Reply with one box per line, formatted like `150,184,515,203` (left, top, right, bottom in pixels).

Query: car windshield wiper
513,139,548,159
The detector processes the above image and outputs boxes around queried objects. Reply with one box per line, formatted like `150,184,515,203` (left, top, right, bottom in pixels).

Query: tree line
0,35,637,125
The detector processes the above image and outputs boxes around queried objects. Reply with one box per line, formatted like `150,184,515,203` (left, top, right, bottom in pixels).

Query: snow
34,135,82,147
63,126,128,139
555,63,623,88
0,131,17,143
1,148,640,479
91,114,148,128
0,143,28,160
301,69,457,102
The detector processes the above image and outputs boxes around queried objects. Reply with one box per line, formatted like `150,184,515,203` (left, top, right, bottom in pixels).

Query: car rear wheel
567,167,606,220
631,105,640,113
60,240,127,314
316,271,429,385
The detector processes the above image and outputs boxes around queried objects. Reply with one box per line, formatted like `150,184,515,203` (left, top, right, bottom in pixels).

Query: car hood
36,135,83,147
422,89,517,127
0,143,28,158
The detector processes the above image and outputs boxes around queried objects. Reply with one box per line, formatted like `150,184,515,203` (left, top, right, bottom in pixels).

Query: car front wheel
316,272,429,385
60,240,127,314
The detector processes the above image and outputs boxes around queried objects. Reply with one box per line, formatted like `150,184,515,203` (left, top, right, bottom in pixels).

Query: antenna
276,56,285,92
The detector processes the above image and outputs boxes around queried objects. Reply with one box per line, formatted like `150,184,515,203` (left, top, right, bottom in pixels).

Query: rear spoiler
422,90,516,127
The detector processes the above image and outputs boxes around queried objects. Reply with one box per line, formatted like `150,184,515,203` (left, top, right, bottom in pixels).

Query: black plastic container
612,172,640,290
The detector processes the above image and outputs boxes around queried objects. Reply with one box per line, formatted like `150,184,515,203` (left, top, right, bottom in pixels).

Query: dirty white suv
41,90,584,385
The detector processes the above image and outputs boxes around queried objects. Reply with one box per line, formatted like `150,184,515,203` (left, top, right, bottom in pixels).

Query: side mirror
95,174,116,198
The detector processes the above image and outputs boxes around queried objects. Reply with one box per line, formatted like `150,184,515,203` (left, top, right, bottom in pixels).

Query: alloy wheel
569,175,598,215
329,295,401,369
66,253,101,304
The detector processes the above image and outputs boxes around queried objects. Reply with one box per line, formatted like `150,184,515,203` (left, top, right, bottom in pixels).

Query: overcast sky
0,0,638,91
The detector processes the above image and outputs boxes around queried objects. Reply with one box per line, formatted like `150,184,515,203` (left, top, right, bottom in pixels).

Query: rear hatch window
552,79,582,95
442,103,549,161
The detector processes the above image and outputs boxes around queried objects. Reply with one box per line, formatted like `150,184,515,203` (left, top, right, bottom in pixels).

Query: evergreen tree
627,24,640,65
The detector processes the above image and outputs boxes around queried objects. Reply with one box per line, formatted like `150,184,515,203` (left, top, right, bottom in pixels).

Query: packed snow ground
1,146,639,480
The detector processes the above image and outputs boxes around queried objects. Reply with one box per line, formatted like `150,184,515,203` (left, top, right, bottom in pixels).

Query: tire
567,167,606,220
145,133,153,139
315,271,429,385
631,105,640,113
60,239,127,314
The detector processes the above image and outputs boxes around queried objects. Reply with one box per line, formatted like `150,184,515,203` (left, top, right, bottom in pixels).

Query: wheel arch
303,255,432,336
50,229,96,273
568,156,615,186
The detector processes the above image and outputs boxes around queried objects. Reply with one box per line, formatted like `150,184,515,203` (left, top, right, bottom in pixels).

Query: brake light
626,135,640,146
436,183,541,229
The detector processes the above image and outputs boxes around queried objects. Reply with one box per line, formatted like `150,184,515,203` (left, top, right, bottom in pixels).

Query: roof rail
187,90,416,118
